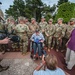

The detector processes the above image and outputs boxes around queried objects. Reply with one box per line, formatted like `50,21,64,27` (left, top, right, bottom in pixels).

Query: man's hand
42,55,45,64
0,38,10,44
66,43,68,47
39,40,44,43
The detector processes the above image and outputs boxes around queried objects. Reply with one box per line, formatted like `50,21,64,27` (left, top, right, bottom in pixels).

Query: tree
58,0,68,6
5,0,56,21
55,2,75,23
5,0,25,19
25,0,44,21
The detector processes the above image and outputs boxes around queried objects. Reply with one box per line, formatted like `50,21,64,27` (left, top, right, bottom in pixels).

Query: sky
0,0,75,15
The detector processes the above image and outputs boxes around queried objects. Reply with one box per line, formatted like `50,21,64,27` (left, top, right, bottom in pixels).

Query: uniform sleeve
61,25,66,38
30,33,35,41
50,25,56,36
41,33,45,41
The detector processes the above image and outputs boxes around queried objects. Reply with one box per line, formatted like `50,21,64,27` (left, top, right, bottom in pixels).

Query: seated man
30,29,45,60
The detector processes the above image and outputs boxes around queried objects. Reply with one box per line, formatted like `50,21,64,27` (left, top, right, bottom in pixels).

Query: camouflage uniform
39,18,48,46
45,19,55,50
15,17,29,54
6,17,17,50
53,18,66,51
65,18,75,39
0,23,5,52
61,23,67,51
28,18,39,38
28,18,39,51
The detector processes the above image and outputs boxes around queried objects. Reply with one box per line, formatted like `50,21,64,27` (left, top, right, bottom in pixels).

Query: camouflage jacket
15,24,29,40
45,24,55,36
65,24,75,39
39,22,47,33
54,24,66,38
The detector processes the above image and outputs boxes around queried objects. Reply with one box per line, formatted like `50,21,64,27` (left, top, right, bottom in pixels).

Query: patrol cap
41,16,45,19
70,18,75,22
18,16,24,21
41,16,45,20
58,18,63,21
31,18,36,21
35,29,39,32
7,16,14,20
23,17,26,20
48,18,53,22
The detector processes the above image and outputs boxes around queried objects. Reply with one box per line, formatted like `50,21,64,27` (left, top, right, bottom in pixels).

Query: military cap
48,18,53,22
18,16,24,21
23,17,26,20
35,29,39,32
70,18,75,22
41,16,45,19
58,18,63,21
31,18,36,21
7,16,14,20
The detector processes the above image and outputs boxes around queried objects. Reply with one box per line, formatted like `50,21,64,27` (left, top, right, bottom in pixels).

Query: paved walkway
0,50,71,75
0,52,37,75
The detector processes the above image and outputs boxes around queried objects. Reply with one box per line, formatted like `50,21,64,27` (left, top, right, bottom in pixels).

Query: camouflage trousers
0,44,6,52
52,37,62,50
47,36,53,49
20,40,28,54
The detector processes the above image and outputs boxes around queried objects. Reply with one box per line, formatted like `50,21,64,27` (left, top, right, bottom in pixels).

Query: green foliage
5,0,56,21
55,2,75,23
58,0,68,6
45,12,52,22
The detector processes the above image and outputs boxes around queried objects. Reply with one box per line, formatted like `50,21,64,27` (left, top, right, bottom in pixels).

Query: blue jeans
33,42,42,56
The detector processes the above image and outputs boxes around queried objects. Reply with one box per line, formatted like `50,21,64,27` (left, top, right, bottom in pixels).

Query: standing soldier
28,18,39,38
39,17,48,46
28,18,39,52
24,18,30,26
7,17,15,34
65,18,75,43
45,19,55,52
39,17,47,33
53,18,66,52
6,17,17,50
15,16,29,55
0,21,5,53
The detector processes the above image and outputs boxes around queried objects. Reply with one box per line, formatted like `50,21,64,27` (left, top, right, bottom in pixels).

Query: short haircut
45,54,58,70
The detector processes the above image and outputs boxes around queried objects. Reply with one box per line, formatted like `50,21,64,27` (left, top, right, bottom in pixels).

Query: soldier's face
31,20,35,23
70,21,74,25
49,21,52,24
41,18,45,22
58,20,62,24
19,20,24,24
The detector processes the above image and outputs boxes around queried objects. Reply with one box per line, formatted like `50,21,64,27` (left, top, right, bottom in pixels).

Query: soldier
29,18,39,36
24,17,30,26
15,16,29,55
0,21,5,53
39,17,47,33
5,16,16,51
53,18,66,52
65,18,75,43
7,17,15,34
28,18,39,52
39,17,48,46
45,19,55,51
6,16,14,24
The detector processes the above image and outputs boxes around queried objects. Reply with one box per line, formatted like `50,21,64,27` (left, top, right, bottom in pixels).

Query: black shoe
0,59,3,62
2,51,5,54
0,66,9,72
30,54,33,59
